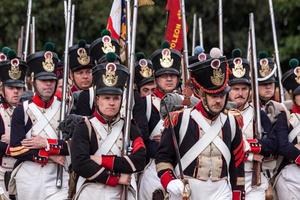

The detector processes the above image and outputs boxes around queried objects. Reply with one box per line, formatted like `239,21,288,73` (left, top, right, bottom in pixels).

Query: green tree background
0,0,299,72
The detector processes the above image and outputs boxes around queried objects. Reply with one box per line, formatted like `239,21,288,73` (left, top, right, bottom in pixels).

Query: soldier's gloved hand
166,179,184,198
161,93,183,118
58,114,83,140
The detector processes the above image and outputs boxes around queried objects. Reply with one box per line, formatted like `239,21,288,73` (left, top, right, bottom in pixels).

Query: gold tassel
138,0,155,7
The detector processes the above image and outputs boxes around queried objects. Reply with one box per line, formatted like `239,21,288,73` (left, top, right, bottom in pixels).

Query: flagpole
126,0,132,65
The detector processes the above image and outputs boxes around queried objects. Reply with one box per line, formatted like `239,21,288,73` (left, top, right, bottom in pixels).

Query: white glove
166,179,184,197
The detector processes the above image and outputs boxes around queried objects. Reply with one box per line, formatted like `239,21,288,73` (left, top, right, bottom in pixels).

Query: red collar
291,104,300,114
194,101,210,119
153,88,165,99
71,85,79,93
1,102,11,109
93,111,107,124
54,91,62,101
32,95,55,109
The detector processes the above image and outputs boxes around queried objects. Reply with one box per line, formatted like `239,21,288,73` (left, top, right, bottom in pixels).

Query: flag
165,0,185,51
107,0,126,40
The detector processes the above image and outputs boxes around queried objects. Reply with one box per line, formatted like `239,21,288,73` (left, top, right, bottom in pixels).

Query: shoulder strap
178,108,192,145
84,117,92,142
146,95,152,121
228,113,236,142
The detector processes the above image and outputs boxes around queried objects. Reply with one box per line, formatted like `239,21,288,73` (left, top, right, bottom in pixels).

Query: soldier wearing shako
257,52,277,108
155,48,245,200
70,57,146,200
74,29,121,116
134,52,155,97
68,39,94,113
9,43,69,200
0,49,27,198
227,49,277,199
137,41,183,200
272,58,300,199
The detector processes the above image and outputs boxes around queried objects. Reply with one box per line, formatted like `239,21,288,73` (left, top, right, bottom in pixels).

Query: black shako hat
150,41,181,77
0,49,27,87
26,42,59,80
90,29,121,65
134,52,154,88
69,40,93,72
282,58,300,96
257,51,277,85
93,52,129,95
189,47,230,95
228,48,251,86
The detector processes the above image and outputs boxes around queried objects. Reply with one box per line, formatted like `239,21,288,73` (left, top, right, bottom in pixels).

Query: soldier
70,56,146,200
9,43,69,199
273,58,300,199
0,49,27,198
228,49,277,199
69,40,94,113
138,41,183,200
74,30,121,116
155,48,245,200
134,52,155,97
257,52,277,108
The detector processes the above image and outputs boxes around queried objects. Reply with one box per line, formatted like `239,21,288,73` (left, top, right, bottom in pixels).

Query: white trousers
75,182,135,200
170,178,232,200
15,161,69,200
138,160,163,200
275,164,300,200
245,171,268,200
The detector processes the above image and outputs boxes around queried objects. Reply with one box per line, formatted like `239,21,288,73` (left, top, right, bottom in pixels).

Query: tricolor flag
165,0,185,51
106,0,126,40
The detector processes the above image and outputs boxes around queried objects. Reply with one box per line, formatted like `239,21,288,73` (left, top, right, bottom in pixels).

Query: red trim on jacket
160,170,175,189
93,111,107,124
106,175,119,186
132,136,145,154
101,155,115,170
153,88,165,99
295,155,300,165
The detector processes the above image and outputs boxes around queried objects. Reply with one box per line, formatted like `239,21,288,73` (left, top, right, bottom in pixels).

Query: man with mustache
9,43,69,200
0,48,27,198
155,48,245,200
228,49,277,199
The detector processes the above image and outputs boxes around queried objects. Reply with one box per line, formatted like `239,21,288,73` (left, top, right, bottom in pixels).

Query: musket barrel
218,0,223,54
69,4,75,47
30,16,35,54
268,0,284,102
23,0,32,61
180,0,190,80
199,17,203,48
192,14,197,56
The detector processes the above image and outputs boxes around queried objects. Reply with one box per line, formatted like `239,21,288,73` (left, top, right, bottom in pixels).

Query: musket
56,0,72,189
23,0,32,61
192,14,197,56
64,0,68,29
268,0,284,103
161,99,190,200
218,0,223,54
122,0,138,199
30,16,35,54
17,26,24,58
69,4,75,47
180,0,189,81
198,17,203,48
249,13,262,187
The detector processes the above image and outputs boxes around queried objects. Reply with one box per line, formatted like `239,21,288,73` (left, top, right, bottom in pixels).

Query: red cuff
295,155,300,165
47,139,61,155
160,170,175,189
132,137,145,154
101,155,115,170
247,139,261,154
34,149,49,166
5,145,10,156
106,175,120,186
232,190,242,200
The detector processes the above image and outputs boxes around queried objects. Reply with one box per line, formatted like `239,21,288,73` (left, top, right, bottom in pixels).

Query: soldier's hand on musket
166,179,184,198
118,174,131,185
152,134,161,143
1,134,10,144
90,155,102,165
49,155,65,166
253,154,264,162
21,135,48,149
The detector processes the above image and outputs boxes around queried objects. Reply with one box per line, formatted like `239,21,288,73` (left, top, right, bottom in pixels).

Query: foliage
0,0,299,72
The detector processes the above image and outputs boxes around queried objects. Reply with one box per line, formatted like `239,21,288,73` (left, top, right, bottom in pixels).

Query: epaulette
163,109,184,128
226,108,244,129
